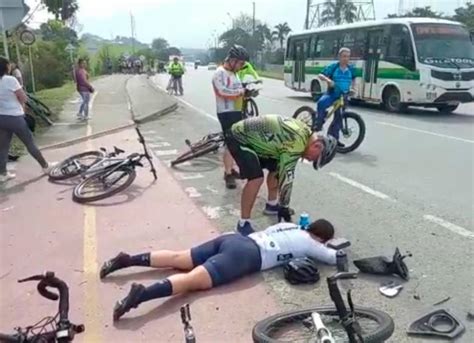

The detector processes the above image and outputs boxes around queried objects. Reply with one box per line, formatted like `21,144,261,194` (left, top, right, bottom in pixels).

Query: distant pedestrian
75,58,94,121
0,56,56,183
10,62,23,87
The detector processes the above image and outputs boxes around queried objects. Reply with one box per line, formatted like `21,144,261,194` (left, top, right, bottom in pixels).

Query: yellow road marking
82,91,102,342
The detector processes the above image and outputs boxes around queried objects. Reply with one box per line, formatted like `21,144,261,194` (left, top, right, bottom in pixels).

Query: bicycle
170,82,261,167
252,272,394,343
0,272,84,343
293,89,365,154
25,93,54,126
181,304,196,343
48,128,157,203
167,75,183,96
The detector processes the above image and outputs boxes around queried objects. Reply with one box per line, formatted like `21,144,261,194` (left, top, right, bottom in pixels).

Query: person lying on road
100,219,337,321
227,115,338,235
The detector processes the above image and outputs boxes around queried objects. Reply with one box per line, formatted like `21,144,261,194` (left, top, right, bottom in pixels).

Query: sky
25,0,467,49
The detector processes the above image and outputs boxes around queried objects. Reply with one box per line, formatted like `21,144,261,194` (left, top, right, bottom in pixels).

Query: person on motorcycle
316,47,356,147
212,45,248,189
168,57,185,95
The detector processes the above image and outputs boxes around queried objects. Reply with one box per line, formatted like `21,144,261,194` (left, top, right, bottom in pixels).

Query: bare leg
168,266,213,294
266,172,278,202
241,177,264,218
150,250,194,270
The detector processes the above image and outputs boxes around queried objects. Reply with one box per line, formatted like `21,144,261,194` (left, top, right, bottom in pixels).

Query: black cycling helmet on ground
313,135,337,170
227,45,250,61
284,257,320,285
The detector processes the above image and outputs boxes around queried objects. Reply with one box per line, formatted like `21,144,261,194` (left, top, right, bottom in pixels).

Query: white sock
239,219,250,227
267,199,278,206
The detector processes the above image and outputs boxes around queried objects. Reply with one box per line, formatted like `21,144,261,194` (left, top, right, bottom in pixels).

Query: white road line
423,215,474,238
185,187,202,198
149,142,171,148
376,121,474,144
202,206,222,219
152,79,218,122
164,160,191,167
329,172,393,201
153,149,178,156
175,172,205,180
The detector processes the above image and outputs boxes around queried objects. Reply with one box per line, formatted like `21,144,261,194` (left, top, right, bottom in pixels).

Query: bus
284,18,474,113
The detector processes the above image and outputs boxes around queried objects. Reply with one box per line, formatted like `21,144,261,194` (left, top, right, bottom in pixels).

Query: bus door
363,30,383,99
293,40,306,90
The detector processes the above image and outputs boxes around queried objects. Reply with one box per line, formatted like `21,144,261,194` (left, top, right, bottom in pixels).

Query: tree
219,28,252,50
40,20,78,46
43,0,79,21
387,6,444,19
151,37,169,52
452,2,474,30
233,13,261,35
272,23,292,49
321,0,357,26
255,24,274,50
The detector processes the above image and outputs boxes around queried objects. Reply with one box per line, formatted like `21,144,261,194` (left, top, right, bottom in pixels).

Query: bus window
385,25,415,70
352,29,367,58
315,36,324,58
319,32,337,58
286,38,295,59
341,31,355,51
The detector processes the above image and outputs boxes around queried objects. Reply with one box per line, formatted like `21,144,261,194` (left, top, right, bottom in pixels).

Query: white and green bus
285,18,474,113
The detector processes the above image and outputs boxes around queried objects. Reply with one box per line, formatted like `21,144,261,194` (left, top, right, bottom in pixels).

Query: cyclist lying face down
101,219,337,321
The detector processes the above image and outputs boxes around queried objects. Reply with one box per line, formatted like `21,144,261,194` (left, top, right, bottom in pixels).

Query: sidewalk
0,78,279,342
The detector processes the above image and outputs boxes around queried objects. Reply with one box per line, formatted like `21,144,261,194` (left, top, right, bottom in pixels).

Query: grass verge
257,70,284,80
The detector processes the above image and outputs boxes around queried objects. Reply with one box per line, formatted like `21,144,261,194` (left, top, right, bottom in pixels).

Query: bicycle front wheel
292,106,315,129
244,98,259,117
49,151,105,181
337,111,366,154
171,141,221,167
73,167,136,203
252,306,394,343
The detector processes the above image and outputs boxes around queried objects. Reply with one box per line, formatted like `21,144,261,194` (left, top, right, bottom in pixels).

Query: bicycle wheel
252,306,394,343
171,141,221,167
0,332,20,342
244,98,259,117
25,102,53,126
292,106,315,129
336,111,366,154
73,167,136,203
28,95,52,117
49,151,106,181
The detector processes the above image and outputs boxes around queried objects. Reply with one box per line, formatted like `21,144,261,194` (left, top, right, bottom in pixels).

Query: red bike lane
0,128,279,342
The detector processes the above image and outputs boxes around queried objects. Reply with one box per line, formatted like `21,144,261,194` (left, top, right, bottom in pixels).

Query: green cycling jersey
231,115,311,207
237,62,259,82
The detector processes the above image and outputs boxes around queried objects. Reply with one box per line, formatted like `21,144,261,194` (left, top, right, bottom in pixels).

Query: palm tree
321,0,358,26
255,24,274,50
272,22,292,49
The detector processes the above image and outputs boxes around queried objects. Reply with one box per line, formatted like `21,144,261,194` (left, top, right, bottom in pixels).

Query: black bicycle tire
49,151,106,181
336,111,366,154
28,95,52,117
292,106,315,129
0,332,20,342
252,306,394,343
73,167,137,203
171,141,221,167
25,102,53,126
244,98,259,117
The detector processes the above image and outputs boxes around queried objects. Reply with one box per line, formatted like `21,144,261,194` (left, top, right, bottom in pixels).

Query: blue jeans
316,92,342,140
79,91,91,117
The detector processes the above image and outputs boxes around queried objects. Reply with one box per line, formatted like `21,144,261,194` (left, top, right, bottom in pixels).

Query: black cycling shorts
226,134,277,180
217,111,244,134
191,234,262,287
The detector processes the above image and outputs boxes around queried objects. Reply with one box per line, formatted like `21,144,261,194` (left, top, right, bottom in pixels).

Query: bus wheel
383,86,406,113
311,80,322,100
436,104,458,114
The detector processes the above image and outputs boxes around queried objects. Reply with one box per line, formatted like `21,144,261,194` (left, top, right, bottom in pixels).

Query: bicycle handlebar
18,271,70,322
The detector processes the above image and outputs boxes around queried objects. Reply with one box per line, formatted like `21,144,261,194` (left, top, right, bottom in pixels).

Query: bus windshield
411,23,474,68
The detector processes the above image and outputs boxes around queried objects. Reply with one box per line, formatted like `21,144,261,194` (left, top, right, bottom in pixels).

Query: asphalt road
143,68,474,342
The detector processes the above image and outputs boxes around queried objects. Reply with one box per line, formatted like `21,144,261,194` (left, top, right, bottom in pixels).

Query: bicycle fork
311,312,335,343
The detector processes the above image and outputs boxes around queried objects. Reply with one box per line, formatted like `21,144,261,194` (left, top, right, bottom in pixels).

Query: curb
39,122,135,151
126,75,178,125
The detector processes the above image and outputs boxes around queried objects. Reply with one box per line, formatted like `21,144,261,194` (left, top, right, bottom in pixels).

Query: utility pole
252,1,256,36
130,11,136,54
305,0,311,29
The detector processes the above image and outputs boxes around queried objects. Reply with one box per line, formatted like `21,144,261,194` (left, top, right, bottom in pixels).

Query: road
146,68,474,342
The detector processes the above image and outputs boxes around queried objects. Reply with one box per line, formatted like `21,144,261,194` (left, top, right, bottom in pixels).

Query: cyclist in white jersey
100,219,337,320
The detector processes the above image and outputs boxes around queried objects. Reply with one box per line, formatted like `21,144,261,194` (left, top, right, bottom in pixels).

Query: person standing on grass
0,57,56,183
10,62,24,87
75,58,94,121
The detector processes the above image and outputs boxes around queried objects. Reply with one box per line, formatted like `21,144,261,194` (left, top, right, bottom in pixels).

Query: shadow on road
86,180,157,207
102,269,177,286
113,274,264,330
169,156,220,174
335,151,379,168
0,175,46,204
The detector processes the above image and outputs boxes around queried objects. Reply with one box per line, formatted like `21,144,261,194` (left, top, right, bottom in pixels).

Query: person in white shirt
100,218,337,321
212,45,248,189
0,57,55,182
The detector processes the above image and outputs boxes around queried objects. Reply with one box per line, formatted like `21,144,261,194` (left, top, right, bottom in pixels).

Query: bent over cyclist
227,115,337,235
100,219,337,321
316,47,356,146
